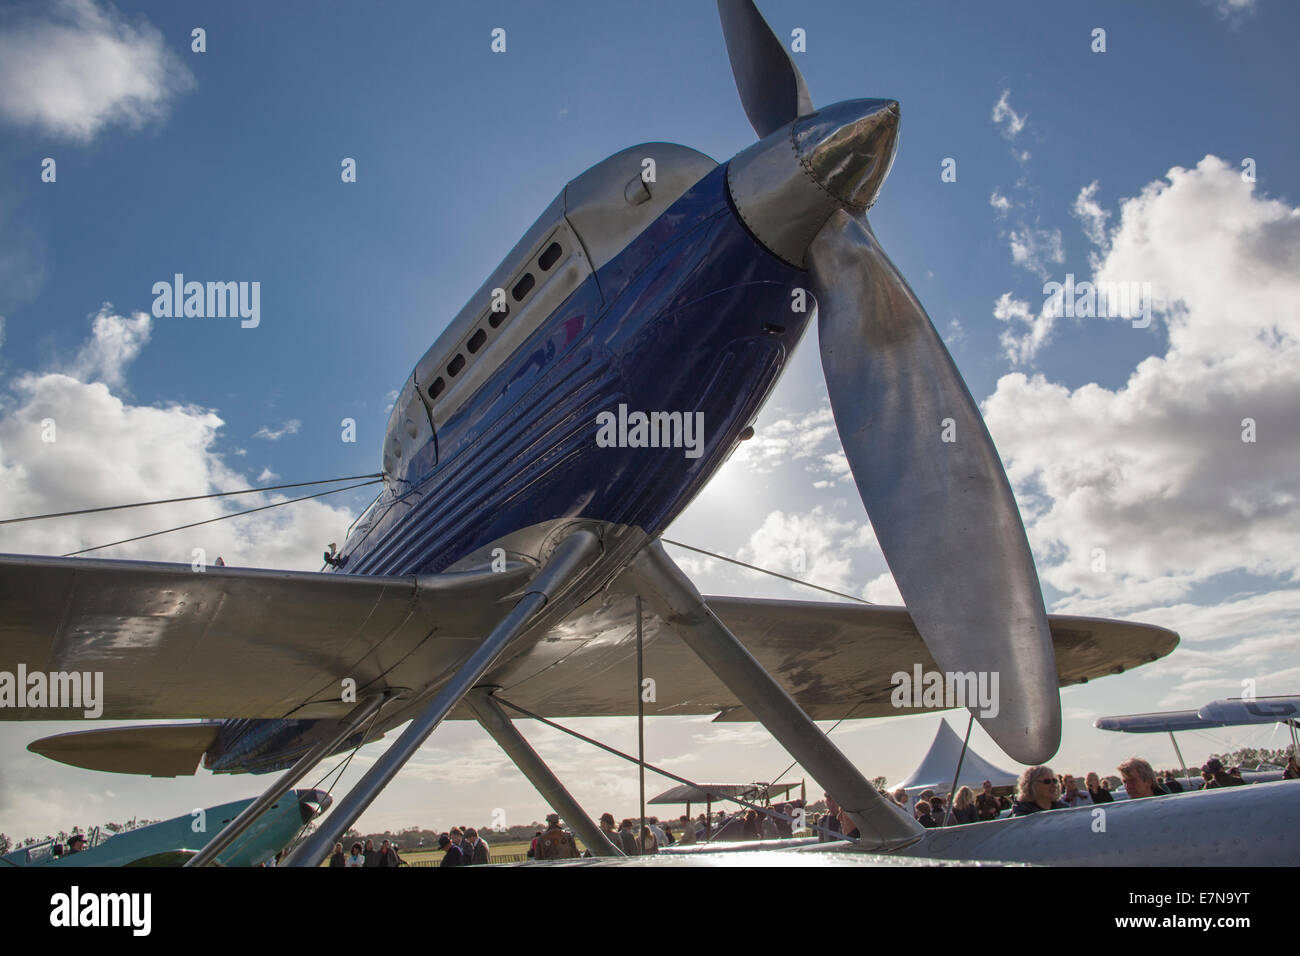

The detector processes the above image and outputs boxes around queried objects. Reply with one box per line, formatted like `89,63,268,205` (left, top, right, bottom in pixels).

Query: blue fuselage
211,162,810,772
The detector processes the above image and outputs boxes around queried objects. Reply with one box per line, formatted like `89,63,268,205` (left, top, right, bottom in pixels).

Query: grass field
398,840,533,865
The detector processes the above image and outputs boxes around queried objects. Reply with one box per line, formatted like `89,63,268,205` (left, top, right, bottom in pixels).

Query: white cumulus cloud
0,309,354,568
1008,226,1065,279
993,291,1055,366
0,0,193,143
737,506,878,596
983,156,1300,617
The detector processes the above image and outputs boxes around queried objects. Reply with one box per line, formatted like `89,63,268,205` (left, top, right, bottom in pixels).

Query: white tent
890,719,1020,802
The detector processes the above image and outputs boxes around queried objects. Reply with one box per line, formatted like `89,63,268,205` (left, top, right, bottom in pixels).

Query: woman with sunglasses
1011,766,1068,815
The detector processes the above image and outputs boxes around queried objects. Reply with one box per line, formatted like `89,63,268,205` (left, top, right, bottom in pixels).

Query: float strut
186,692,388,867
466,688,623,857
283,530,602,867
629,540,923,851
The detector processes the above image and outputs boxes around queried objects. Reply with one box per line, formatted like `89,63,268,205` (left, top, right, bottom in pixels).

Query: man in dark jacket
598,812,621,851
462,827,490,865
448,827,470,864
438,834,462,867
617,818,640,855
915,799,938,828
975,780,1001,821
818,793,843,842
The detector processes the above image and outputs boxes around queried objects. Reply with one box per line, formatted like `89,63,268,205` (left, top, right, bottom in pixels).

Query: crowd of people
866,752,1300,828
328,837,410,867
325,752,1300,866
999,753,1300,818
580,802,808,855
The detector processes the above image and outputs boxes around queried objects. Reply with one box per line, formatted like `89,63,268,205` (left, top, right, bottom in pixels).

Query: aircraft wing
0,553,533,721
474,592,1179,721
1094,710,1222,733
1095,697,1300,733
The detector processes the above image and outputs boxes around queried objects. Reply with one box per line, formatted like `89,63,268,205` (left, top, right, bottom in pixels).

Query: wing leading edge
0,552,534,721
472,591,1179,722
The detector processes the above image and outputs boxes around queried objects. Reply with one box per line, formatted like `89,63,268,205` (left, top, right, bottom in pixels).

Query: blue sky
1,0,1298,841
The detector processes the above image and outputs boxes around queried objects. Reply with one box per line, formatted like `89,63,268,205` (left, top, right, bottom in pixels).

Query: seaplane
4,0,1294,866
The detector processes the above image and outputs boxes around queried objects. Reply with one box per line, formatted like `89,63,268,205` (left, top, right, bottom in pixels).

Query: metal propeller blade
716,0,813,139
809,209,1060,764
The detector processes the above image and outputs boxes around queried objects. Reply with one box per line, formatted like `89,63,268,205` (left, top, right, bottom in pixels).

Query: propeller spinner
718,0,1060,763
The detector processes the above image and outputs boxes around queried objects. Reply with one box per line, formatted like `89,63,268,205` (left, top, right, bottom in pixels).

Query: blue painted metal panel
208,163,811,771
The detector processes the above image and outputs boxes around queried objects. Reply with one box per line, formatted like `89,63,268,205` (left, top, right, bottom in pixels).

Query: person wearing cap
1200,758,1244,789
617,818,640,855
67,833,86,854
438,834,463,867
598,812,621,850
536,813,580,860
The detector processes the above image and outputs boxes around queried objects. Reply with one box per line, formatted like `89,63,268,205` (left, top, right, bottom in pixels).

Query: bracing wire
62,478,383,557
0,474,384,526
661,537,873,604
288,705,388,860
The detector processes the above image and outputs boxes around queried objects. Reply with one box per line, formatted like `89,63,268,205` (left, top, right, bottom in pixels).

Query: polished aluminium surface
716,0,1061,763
284,529,603,867
0,551,534,723
1094,710,1228,733
16,525,1177,776
894,781,1300,867
468,584,1177,722
1199,696,1300,724
466,688,624,858
716,0,812,139
793,99,901,210
27,722,220,777
1095,696,1300,733
810,210,1059,764
185,693,388,867
628,540,924,851
726,99,901,268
